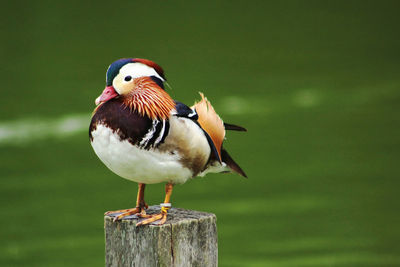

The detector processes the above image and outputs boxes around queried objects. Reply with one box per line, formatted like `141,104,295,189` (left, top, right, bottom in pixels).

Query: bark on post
104,206,218,267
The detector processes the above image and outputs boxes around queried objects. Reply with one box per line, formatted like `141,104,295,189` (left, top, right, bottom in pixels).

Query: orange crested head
95,58,175,120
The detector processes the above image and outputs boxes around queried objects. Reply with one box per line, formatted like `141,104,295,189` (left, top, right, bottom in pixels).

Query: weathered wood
105,205,218,267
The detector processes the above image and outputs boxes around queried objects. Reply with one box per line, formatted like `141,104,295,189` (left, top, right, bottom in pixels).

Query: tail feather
224,123,247,132
221,149,247,178
192,93,225,161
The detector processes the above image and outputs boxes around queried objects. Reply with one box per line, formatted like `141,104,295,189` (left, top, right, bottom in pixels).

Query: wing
175,95,247,178
174,100,221,163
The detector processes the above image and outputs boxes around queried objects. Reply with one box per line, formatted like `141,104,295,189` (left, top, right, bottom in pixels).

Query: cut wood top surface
105,205,216,225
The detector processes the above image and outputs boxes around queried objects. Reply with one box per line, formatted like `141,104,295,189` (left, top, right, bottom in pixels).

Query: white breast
90,124,193,184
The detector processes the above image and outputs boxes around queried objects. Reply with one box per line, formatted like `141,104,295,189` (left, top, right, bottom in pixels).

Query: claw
136,212,166,226
136,203,170,226
113,207,141,221
105,208,132,216
105,206,149,222
157,213,167,225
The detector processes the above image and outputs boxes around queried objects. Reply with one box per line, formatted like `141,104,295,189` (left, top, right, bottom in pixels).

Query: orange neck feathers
123,77,175,120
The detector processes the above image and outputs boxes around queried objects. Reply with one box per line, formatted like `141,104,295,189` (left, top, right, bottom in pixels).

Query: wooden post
105,205,218,267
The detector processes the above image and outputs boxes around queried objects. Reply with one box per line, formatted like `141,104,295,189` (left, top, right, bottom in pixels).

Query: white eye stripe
119,63,164,81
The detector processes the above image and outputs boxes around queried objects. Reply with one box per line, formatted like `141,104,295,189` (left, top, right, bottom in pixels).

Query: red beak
95,86,118,105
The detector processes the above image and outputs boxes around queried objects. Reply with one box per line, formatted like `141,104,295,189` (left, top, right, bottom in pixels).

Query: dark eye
124,75,132,82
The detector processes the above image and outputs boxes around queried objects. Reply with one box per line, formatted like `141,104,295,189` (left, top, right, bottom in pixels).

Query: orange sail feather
192,93,225,161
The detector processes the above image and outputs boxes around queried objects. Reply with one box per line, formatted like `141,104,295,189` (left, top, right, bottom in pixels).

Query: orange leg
136,183,173,226
105,183,149,221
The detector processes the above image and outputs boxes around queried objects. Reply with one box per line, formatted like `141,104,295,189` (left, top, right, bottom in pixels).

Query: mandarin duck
89,58,247,226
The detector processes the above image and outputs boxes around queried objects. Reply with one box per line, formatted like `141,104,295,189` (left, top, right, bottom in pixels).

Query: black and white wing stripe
138,101,197,149
139,119,170,149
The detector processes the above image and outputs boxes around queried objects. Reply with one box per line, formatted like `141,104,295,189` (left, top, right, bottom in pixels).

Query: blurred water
1,1,400,266
0,114,90,145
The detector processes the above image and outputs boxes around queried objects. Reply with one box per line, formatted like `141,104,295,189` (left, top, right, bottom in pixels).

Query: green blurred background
1,1,399,266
